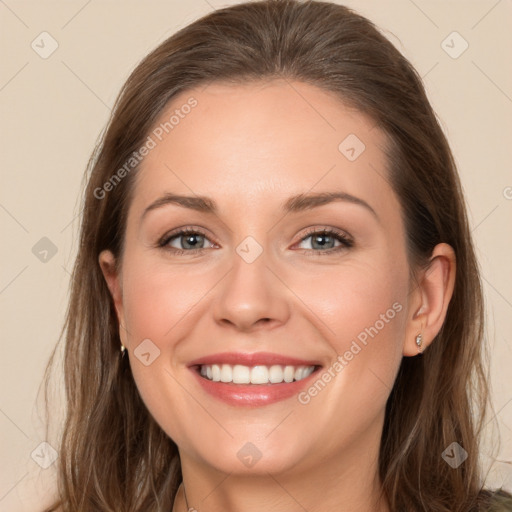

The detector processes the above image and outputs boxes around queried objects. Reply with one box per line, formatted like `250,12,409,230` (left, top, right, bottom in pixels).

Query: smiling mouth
194,363,322,385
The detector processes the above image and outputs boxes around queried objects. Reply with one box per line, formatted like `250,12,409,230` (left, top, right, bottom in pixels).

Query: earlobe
403,243,456,356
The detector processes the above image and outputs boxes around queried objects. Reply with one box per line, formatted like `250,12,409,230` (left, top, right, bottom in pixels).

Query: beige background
1,0,511,508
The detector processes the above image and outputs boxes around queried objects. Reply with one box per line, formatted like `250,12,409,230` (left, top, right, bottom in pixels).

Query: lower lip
189,366,321,407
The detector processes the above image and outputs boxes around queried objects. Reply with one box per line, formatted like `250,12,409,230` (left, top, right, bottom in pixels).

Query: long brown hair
42,1,511,510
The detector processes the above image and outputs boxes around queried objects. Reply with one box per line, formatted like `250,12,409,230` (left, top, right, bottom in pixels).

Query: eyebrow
141,191,378,221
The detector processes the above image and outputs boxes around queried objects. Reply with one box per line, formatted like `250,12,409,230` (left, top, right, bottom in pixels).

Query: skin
99,79,456,512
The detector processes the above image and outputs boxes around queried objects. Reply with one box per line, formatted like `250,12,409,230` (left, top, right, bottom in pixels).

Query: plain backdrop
1,0,511,509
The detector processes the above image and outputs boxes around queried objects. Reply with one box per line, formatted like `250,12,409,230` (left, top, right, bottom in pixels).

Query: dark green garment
484,488,512,511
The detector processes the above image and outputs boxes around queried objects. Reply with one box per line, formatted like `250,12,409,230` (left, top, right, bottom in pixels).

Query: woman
42,0,512,510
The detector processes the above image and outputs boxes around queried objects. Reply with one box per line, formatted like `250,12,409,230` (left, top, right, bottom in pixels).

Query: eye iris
312,233,334,250
182,233,203,249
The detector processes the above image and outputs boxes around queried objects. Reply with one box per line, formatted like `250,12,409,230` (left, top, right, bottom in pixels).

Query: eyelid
157,226,217,249
293,226,354,254
298,226,353,244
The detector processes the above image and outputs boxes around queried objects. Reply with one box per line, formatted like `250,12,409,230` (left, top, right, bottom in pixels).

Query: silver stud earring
120,343,126,355
415,333,423,353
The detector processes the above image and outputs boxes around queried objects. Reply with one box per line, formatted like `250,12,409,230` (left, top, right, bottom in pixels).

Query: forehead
129,79,398,222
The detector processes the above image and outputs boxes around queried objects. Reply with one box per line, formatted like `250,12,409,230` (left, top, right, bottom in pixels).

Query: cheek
119,256,206,441
287,259,407,453
294,255,406,345
292,256,407,401
121,254,212,341
118,252,227,435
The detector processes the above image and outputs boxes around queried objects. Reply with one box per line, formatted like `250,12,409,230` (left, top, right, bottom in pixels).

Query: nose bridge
212,231,290,330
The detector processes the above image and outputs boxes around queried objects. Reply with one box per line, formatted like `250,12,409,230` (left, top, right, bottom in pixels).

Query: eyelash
157,226,354,257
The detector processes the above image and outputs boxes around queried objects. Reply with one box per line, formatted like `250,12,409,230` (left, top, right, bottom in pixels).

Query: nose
212,246,291,333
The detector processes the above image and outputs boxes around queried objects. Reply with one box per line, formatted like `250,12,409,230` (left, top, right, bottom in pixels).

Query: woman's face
101,79,416,477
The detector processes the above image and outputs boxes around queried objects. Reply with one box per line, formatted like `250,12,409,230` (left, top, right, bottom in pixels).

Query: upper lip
188,351,323,368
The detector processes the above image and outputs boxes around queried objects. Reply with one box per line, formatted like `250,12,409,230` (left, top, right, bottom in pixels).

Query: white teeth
198,363,317,384
303,366,315,378
220,364,232,382
268,365,283,383
232,364,251,384
211,364,221,382
283,365,295,383
250,366,269,384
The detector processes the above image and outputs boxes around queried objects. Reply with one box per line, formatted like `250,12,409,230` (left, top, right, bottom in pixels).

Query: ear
98,250,126,345
403,243,456,356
